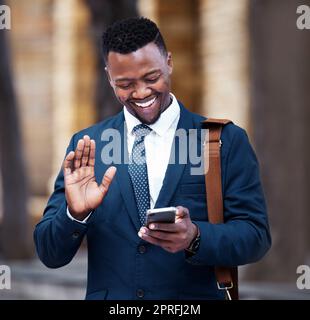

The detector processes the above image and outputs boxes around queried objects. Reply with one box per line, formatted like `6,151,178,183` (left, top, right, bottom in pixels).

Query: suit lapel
155,104,193,208
111,104,195,227
113,115,141,232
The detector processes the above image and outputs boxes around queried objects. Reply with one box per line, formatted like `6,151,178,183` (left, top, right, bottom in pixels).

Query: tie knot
132,124,152,138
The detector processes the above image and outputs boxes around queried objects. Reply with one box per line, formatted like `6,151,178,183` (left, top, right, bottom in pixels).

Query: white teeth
134,97,156,108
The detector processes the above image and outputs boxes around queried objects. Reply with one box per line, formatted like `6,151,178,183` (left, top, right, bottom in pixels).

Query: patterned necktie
128,124,152,226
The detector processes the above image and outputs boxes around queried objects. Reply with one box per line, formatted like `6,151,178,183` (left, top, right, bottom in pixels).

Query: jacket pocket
86,289,108,300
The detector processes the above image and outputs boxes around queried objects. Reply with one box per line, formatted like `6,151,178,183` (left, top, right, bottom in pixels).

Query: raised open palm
63,135,116,220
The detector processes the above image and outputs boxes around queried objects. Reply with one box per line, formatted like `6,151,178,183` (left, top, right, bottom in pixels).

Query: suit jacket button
138,245,146,254
72,231,80,239
136,289,144,299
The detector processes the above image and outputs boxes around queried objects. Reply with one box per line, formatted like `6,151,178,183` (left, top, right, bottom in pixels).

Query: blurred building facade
7,0,250,216
1,0,310,287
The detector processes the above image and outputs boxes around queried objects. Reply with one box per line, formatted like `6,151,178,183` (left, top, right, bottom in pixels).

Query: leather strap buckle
217,281,234,300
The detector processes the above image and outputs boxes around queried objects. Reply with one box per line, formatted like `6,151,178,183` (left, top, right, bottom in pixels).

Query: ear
105,66,114,88
166,52,173,75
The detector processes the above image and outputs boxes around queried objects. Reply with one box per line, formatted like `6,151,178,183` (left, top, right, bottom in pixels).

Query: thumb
176,206,190,220
99,166,117,197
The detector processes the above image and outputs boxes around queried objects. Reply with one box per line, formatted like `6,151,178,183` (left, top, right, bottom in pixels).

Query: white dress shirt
124,93,180,208
67,93,180,222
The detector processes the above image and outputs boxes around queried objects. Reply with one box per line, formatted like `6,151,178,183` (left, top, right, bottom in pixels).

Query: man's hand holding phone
138,206,198,254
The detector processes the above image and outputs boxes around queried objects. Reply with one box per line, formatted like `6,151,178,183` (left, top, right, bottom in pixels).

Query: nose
131,82,152,100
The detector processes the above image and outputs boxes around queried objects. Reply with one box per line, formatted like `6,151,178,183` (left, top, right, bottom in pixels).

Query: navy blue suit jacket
34,103,271,300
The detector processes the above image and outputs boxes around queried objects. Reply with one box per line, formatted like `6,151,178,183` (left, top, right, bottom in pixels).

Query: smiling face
106,42,173,125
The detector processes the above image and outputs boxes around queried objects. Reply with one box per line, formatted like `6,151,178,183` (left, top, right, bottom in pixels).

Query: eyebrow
114,69,161,83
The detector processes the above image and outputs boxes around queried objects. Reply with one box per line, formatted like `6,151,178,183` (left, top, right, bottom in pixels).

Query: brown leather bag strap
202,118,239,300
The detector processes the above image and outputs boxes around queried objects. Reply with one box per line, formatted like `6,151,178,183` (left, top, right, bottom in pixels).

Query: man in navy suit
34,17,271,299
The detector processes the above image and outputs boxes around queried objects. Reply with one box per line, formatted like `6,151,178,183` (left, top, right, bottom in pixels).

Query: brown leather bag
202,118,239,300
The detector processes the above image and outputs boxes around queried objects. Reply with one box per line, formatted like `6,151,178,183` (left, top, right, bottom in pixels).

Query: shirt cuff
66,207,92,224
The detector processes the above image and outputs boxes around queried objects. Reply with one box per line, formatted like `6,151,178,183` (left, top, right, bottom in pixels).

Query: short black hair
102,17,167,63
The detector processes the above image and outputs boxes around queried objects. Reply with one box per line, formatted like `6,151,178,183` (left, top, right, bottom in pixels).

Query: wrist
68,206,91,221
192,223,199,240
185,223,201,257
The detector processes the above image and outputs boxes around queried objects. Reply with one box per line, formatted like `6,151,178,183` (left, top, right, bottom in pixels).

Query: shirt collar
123,93,180,137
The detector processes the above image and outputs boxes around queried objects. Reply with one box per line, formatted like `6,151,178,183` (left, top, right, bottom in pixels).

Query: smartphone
145,207,177,227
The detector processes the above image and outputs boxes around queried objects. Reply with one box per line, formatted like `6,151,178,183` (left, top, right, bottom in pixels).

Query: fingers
138,228,178,253
99,166,117,196
81,136,91,167
88,139,96,167
74,139,84,169
73,135,95,169
138,206,192,254
176,206,189,220
63,151,75,176
148,222,180,232
138,227,170,244
141,223,186,240
143,229,177,241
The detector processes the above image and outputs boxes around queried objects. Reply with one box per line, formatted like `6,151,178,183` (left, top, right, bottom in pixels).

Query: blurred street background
1,0,310,299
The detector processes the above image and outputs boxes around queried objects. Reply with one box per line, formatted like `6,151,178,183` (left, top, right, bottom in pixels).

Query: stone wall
139,0,249,127
157,0,202,113
8,0,54,197
7,0,96,219
200,0,250,130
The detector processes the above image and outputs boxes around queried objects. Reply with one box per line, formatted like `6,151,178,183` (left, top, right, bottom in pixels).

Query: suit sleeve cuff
66,207,93,224
185,220,214,266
